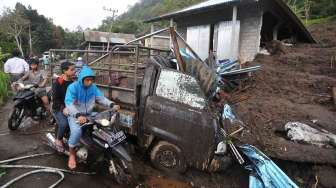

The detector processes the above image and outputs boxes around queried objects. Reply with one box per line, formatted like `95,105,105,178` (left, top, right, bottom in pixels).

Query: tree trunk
29,25,33,56
14,35,24,57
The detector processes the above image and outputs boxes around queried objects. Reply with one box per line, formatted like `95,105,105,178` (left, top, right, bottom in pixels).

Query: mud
0,101,248,188
227,22,336,187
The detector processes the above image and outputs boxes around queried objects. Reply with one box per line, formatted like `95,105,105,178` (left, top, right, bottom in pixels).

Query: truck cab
134,64,227,172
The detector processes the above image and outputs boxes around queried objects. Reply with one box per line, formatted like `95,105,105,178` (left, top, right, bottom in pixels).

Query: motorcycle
8,82,48,130
46,109,135,185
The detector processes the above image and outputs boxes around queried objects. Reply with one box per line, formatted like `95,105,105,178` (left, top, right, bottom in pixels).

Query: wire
0,169,64,188
0,153,95,188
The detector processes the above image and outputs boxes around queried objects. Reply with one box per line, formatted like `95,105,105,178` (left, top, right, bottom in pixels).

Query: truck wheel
150,141,187,173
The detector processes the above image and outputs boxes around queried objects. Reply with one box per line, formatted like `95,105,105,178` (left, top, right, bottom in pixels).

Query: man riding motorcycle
18,58,50,112
52,61,75,153
65,66,120,170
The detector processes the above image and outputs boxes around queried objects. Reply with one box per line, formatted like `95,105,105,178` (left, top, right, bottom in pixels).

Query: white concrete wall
238,4,263,62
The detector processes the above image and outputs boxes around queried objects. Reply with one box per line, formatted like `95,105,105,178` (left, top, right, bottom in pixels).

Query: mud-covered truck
49,45,233,173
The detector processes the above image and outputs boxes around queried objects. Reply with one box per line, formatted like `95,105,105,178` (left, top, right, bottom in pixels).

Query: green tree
0,7,29,57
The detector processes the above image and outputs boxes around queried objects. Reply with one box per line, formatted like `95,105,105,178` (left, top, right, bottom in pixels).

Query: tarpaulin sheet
240,144,299,188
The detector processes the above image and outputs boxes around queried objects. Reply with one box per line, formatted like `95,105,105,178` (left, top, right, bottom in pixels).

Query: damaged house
82,31,136,51
146,0,315,63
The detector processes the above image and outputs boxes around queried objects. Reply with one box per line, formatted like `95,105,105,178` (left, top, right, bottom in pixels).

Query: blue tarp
240,144,299,188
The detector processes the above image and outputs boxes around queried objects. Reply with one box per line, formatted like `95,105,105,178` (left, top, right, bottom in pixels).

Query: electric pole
103,6,118,32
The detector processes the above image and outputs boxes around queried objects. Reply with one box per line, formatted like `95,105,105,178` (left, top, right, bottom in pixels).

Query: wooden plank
169,27,186,73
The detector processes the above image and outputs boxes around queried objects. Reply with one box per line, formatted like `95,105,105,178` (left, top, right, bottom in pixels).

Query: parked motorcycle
8,82,48,130
47,109,135,185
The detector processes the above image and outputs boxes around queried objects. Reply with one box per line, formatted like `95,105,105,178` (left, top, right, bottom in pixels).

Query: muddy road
0,101,248,188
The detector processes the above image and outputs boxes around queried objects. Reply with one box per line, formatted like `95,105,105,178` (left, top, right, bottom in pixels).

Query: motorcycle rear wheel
8,107,24,130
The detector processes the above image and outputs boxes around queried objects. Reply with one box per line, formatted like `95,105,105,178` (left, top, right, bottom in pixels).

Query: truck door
143,69,216,168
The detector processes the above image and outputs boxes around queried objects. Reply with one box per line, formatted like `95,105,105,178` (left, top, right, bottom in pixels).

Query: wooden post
230,6,238,59
170,27,185,73
273,22,282,41
170,19,174,49
333,87,336,106
150,24,155,55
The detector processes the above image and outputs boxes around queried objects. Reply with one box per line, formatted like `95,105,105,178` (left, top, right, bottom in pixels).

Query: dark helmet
12,49,21,57
29,58,40,65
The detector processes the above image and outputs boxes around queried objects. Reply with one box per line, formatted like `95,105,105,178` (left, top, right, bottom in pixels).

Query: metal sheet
187,25,211,61
216,21,240,60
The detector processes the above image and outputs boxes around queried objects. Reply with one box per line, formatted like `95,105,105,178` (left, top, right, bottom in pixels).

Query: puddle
140,176,192,188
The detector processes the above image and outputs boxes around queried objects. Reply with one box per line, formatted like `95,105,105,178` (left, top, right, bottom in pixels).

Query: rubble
285,122,336,147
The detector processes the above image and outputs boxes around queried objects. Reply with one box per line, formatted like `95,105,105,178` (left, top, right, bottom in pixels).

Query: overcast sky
0,0,139,30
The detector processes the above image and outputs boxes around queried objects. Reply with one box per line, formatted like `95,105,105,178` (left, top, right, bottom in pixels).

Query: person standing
43,55,49,70
4,49,29,83
74,57,85,77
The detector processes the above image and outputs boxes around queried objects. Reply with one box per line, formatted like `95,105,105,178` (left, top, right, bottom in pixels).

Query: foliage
0,71,10,105
98,0,336,35
0,47,11,63
305,15,336,26
0,6,30,56
0,167,6,178
285,0,336,20
0,3,66,56
98,0,205,34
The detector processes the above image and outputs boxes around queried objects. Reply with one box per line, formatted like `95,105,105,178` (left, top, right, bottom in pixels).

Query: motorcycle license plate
108,131,126,147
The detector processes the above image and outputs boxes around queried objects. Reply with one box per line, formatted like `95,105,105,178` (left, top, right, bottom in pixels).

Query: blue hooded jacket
65,66,112,117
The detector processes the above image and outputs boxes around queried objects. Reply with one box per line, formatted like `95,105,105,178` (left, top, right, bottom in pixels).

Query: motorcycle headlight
24,84,34,89
97,119,110,127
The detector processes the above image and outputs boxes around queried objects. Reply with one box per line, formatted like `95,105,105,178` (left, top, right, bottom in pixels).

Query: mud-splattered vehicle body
138,65,228,172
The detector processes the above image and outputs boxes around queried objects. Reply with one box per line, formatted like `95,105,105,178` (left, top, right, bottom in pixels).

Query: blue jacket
65,66,112,117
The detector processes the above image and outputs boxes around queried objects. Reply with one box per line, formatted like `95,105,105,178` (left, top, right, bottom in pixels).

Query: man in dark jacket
52,61,75,153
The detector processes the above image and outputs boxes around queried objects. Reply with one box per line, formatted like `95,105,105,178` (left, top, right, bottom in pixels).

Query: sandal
55,140,65,153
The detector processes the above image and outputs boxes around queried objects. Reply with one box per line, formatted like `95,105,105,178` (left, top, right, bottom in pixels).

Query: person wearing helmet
19,58,50,112
65,65,120,170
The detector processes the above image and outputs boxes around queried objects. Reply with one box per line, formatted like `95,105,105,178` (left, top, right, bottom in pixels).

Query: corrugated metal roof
175,0,239,12
84,31,136,44
146,0,256,22
145,0,315,43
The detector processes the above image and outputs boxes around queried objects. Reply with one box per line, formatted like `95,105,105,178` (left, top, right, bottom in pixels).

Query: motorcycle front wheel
108,158,135,185
8,107,24,130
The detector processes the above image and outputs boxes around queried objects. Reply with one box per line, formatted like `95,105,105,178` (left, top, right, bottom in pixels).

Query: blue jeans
68,117,82,148
53,111,69,140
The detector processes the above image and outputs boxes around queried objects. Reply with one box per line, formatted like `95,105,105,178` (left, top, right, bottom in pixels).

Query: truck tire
150,141,187,173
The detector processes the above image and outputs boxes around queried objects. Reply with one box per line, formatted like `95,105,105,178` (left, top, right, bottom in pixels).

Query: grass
0,71,10,105
0,167,6,178
304,15,336,26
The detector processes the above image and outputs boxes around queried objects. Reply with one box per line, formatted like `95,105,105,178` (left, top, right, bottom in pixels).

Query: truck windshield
155,69,207,109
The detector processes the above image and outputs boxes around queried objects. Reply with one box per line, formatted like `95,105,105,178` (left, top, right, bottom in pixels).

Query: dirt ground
230,21,336,188
1,21,336,188
0,101,249,188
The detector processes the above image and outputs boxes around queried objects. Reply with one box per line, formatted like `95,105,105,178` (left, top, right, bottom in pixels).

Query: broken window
155,70,207,109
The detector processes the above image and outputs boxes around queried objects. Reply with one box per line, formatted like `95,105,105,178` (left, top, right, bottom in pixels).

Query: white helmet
77,57,83,61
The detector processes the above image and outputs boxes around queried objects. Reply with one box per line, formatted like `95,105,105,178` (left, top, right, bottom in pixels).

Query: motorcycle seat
14,90,35,100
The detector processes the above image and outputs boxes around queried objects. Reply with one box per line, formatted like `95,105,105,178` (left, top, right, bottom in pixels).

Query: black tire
8,107,24,131
150,141,187,173
109,158,135,185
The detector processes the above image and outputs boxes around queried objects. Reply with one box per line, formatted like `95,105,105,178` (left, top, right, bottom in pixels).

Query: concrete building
146,0,315,63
